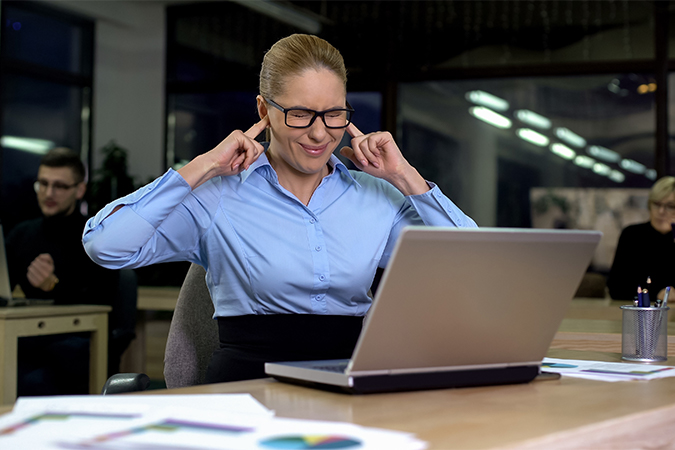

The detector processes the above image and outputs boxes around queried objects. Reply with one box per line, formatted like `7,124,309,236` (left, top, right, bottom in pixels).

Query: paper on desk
3,396,426,449
0,407,156,449
1,399,275,450
542,357,675,381
58,407,427,450
14,394,274,417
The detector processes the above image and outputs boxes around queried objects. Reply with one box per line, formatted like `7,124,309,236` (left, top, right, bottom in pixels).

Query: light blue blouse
83,153,477,317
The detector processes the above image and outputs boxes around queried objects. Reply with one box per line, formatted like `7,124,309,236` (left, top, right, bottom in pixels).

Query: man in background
5,147,121,395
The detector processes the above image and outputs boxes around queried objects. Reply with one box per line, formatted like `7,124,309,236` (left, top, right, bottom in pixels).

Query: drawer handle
73,318,80,326
38,321,45,329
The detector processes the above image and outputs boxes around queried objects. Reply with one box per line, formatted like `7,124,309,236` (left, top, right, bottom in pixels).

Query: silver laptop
0,223,54,307
265,226,602,394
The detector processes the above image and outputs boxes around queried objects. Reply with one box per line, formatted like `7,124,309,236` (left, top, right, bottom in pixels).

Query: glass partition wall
165,0,674,276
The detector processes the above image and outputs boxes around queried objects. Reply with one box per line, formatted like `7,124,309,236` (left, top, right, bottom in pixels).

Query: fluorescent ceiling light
1,136,54,154
229,0,325,34
592,162,611,176
550,143,576,160
609,170,626,183
645,169,657,180
587,145,621,163
555,127,587,148
514,109,551,129
574,155,595,168
465,90,509,111
468,106,512,129
516,128,549,147
620,159,646,174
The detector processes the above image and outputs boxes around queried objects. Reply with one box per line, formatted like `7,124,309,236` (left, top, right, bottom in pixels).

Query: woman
607,176,675,301
83,34,477,383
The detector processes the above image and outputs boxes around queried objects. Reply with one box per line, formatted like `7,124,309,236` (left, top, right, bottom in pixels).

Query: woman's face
649,192,675,234
258,68,347,179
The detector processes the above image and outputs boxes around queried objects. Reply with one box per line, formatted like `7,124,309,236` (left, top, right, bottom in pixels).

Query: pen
644,277,652,307
638,286,644,307
664,286,671,308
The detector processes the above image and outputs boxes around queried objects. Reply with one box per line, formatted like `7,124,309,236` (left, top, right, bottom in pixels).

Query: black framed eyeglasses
265,98,354,129
650,200,675,214
34,179,79,194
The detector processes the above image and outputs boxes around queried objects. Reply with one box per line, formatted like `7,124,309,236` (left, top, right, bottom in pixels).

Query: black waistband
216,314,364,357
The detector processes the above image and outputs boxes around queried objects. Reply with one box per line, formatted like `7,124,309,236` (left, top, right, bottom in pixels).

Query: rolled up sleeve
83,169,205,269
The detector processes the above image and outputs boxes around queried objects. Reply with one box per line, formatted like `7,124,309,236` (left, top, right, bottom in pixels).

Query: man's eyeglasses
265,98,354,129
650,200,675,214
34,179,79,194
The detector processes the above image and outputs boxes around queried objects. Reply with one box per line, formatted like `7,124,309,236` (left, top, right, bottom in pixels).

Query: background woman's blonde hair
649,176,675,203
259,34,347,101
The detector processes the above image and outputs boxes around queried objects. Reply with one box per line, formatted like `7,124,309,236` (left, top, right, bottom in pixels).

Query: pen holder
620,305,669,362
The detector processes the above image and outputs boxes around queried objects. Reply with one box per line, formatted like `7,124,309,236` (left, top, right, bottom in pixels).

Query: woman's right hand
179,116,269,189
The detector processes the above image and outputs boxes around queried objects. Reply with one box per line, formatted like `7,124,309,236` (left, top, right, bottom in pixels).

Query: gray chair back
163,263,218,388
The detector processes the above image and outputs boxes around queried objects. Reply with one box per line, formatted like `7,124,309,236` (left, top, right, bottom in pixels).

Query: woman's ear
256,95,268,120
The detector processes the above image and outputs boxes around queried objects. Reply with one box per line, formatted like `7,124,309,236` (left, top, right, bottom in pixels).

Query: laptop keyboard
310,362,349,373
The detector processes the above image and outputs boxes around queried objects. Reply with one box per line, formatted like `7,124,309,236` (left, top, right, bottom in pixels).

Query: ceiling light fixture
0,136,54,154
465,90,509,111
555,127,587,148
592,162,612,176
620,159,646,174
587,145,621,163
516,128,549,147
609,170,626,183
550,143,576,160
574,155,595,168
514,110,551,130
468,106,512,129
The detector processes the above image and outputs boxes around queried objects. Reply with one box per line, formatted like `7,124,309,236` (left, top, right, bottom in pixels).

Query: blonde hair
259,34,347,101
649,176,675,203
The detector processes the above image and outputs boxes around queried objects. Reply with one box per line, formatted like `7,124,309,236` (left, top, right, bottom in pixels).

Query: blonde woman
83,34,476,383
608,176,675,301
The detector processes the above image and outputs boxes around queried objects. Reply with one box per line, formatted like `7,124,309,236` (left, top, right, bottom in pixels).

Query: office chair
102,263,216,393
163,263,218,388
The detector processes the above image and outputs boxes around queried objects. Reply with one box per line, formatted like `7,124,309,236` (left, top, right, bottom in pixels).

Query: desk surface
0,304,111,319
5,298,675,449
137,286,179,311
131,349,675,450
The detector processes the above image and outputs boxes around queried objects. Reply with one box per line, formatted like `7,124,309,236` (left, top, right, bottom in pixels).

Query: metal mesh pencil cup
620,305,669,362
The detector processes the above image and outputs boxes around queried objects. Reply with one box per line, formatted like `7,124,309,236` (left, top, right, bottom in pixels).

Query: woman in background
608,176,675,301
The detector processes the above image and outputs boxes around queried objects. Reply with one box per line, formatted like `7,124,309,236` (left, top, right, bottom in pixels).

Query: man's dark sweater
6,212,116,305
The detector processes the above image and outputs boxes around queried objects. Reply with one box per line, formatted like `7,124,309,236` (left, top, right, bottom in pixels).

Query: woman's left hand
339,123,430,196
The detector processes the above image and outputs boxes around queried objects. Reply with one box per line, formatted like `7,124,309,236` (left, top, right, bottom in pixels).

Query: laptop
265,226,602,394
0,224,54,307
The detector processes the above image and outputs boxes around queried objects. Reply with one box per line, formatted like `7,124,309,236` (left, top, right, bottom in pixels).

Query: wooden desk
126,298,675,449
0,304,110,405
137,286,179,311
4,299,675,448
130,348,675,450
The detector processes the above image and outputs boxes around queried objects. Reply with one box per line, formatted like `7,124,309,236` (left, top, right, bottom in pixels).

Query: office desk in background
0,304,110,405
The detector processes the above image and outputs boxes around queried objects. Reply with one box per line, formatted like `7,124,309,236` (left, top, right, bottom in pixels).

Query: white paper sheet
542,357,675,381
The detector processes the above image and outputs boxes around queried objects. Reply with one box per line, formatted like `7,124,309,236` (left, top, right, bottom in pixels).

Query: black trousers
204,314,364,384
